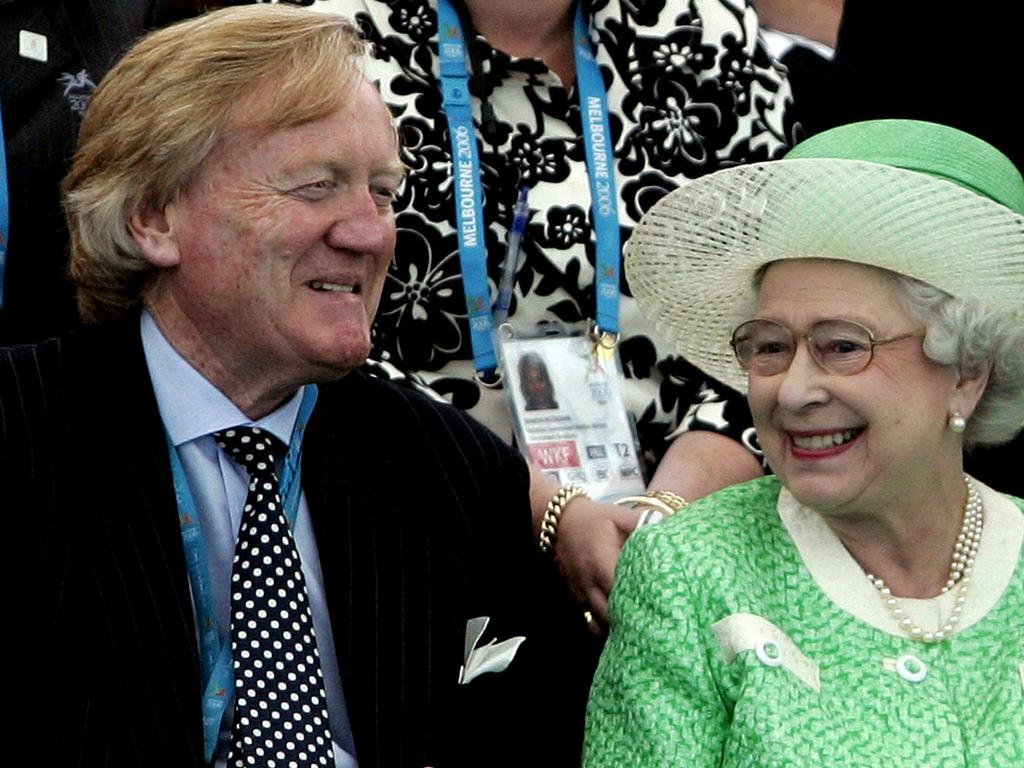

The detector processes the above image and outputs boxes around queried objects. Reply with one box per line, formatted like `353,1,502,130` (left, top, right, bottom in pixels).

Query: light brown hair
64,4,366,322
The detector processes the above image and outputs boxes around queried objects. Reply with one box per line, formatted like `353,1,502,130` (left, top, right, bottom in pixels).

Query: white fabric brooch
712,612,821,691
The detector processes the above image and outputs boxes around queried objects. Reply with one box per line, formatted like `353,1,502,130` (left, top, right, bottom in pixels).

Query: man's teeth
309,280,355,293
792,430,859,449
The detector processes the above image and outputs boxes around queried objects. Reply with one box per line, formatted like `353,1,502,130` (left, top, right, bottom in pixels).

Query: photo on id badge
502,334,644,500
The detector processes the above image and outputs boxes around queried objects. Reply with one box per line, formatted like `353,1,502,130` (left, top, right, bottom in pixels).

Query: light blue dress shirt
141,312,358,768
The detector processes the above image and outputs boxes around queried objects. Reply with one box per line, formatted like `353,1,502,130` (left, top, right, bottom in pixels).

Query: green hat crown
786,119,1024,215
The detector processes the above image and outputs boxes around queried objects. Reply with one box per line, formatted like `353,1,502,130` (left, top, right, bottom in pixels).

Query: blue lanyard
437,0,622,374
0,98,8,309
572,2,621,337
167,385,319,762
437,0,493,372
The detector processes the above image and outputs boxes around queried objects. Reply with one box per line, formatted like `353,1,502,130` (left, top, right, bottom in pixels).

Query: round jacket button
755,639,784,667
896,654,928,683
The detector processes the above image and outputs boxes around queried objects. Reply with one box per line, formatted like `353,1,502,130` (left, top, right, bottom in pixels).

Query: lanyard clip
475,368,503,388
589,322,618,363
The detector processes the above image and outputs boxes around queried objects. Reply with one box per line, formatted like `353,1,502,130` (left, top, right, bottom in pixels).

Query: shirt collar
140,310,303,448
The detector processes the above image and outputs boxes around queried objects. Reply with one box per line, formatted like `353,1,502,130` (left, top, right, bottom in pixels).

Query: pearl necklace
866,475,983,643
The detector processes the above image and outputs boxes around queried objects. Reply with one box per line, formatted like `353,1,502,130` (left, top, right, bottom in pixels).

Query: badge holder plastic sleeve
496,326,645,501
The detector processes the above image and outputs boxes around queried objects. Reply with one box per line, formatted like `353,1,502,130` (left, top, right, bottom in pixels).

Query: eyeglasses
730,318,925,376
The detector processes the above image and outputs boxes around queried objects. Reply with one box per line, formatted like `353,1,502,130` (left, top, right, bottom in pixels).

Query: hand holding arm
529,466,640,629
529,431,761,630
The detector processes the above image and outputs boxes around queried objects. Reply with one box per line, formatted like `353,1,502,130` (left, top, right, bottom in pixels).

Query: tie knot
213,426,284,479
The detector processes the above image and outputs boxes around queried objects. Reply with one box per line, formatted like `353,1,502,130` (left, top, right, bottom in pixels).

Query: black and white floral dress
305,0,798,473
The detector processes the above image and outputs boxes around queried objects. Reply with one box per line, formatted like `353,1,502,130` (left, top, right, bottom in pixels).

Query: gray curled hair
63,5,367,324
895,274,1024,449
749,261,1024,448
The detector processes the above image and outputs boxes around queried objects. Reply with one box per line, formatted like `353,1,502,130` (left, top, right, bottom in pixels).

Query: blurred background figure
819,0,1021,169
754,0,843,133
0,0,209,344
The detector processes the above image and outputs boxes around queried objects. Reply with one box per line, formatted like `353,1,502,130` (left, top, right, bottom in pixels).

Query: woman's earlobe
952,365,991,422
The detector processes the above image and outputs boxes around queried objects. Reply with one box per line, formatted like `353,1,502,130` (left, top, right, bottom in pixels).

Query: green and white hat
624,119,1024,393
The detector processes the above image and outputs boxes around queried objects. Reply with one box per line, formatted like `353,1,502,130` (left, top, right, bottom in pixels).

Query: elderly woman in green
584,120,1024,766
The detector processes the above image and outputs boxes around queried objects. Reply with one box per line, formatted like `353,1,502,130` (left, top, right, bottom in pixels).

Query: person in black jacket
7,6,585,766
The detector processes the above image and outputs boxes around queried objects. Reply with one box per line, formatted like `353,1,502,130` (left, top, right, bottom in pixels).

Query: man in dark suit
6,6,588,766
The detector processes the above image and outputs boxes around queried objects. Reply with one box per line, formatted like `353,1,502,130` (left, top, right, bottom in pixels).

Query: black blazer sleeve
5,325,206,768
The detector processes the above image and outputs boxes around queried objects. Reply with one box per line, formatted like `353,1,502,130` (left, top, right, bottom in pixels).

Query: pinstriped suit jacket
6,317,586,767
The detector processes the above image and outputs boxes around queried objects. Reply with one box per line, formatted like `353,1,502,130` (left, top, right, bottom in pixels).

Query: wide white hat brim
625,158,1024,393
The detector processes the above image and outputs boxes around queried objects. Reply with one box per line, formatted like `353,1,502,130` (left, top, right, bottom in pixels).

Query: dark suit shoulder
1,319,148,438
5,320,204,767
302,369,573,768
325,366,507,436
1,335,71,469
1,333,69,384
318,367,528,483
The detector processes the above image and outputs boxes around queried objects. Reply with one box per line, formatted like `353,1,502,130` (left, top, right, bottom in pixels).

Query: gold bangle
538,483,588,555
650,490,688,513
614,495,675,517
614,491,689,517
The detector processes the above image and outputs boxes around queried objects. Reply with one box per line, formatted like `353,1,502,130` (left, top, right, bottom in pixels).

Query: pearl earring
949,411,967,434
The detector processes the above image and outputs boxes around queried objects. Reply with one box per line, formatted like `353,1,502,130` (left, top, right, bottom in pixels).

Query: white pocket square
458,616,526,684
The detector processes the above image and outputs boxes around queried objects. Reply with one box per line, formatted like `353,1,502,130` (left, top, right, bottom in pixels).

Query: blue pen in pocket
494,186,530,326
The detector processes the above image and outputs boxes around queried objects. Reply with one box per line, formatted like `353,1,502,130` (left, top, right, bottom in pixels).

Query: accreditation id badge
497,327,645,501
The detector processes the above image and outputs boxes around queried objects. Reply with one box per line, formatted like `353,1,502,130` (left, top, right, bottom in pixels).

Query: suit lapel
65,320,205,765
302,371,447,768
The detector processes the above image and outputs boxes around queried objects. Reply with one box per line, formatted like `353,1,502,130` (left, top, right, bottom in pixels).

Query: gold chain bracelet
538,483,588,555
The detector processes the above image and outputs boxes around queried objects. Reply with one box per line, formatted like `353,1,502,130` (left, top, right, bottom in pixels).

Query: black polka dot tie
214,426,334,768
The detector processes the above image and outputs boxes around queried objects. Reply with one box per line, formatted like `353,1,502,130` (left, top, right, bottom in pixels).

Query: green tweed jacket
585,476,1024,767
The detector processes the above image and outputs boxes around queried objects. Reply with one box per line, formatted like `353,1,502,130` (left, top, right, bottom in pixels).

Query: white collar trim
778,477,1022,638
